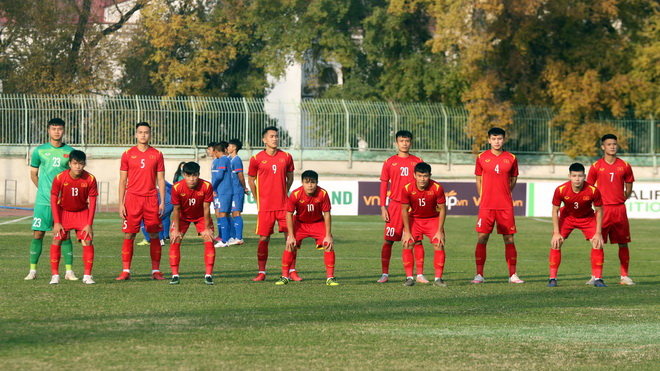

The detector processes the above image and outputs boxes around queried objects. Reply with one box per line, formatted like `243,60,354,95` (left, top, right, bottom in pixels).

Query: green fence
0,94,656,165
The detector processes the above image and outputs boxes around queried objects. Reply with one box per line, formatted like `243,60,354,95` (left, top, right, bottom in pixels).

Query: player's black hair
183,161,201,175
48,118,65,128
601,134,617,142
228,138,243,151
262,126,279,137
414,162,432,175
207,142,218,148
213,142,227,152
488,127,506,137
395,130,413,140
301,170,319,183
136,122,151,130
569,162,585,173
68,150,86,163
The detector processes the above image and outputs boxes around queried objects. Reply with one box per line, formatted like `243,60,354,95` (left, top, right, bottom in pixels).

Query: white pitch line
0,216,32,225
532,218,552,223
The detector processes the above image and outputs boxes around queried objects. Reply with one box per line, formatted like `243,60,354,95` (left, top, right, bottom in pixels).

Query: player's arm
286,171,294,193
157,171,166,217
285,211,296,251
237,172,249,194
30,167,39,188
624,182,633,200
592,205,604,249
247,175,257,203
380,180,389,222
201,201,213,239
118,170,128,218
475,175,482,197
322,211,333,250
50,183,65,238
401,202,412,248
434,203,447,246
550,205,563,249
82,195,97,241
170,205,182,243
509,176,518,192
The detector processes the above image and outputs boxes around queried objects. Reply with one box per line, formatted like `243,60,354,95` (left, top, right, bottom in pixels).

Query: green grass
1,214,659,370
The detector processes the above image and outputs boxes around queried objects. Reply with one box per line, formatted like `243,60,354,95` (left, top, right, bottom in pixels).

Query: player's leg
402,242,416,286
137,220,150,246
231,193,245,244
117,193,142,280
143,195,165,280
607,205,634,285
217,196,231,243
380,201,402,283
26,204,53,280
580,218,607,287
49,234,65,284
494,209,522,283
411,218,428,283
195,219,215,285
169,222,189,283
548,219,569,287
473,209,494,283
323,242,338,286
253,211,276,281
79,231,95,284
58,210,78,280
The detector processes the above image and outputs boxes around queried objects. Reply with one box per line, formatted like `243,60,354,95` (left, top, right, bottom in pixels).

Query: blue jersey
230,155,244,194
212,156,233,195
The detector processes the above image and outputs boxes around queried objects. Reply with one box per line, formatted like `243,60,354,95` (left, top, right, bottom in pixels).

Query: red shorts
54,209,93,241
255,210,287,236
293,220,326,246
384,200,404,241
559,215,597,240
122,193,163,234
476,208,517,235
602,204,631,244
172,217,211,236
410,216,442,245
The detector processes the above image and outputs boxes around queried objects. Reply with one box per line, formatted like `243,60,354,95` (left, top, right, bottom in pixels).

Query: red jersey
120,146,165,197
51,170,98,212
380,154,423,204
287,186,331,224
586,158,634,205
171,179,214,220
552,181,603,219
475,150,518,209
248,149,294,211
401,180,446,219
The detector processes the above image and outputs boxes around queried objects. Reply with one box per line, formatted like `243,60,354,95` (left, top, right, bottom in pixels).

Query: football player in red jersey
49,150,98,284
586,134,636,285
247,126,294,281
400,163,447,287
168,162,216,285
276,170,338,286
377,130,424,283
116,122,167,281
548,163,605,287
472,127,524,284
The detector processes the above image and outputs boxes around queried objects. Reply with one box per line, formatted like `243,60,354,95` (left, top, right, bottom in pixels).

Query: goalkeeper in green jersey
24,118,77,281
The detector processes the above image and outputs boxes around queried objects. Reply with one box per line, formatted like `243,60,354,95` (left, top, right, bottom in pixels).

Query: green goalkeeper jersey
30,142,75,206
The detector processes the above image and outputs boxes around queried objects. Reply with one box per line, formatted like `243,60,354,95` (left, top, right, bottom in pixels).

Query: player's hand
402,232,411,248
213,192,217,197
119,204,127,219
381,207,389,223
322,235,334,251
433,230,445,246
170,230,182,243
551,232,564,250
81,225,93,241
591,234,604,250
158,202,165,217
53,223,65,240
286,234,296,251
244,188,250,195
200,228,213,240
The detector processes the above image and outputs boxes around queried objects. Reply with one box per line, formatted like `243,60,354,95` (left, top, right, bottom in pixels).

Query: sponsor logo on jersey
564,196,570,200
261,160,268,164
45,152,50,156
392,162,397,166
485,159,491,162
180,193,186,196
64,182,69,186
131,156,137,159
599,167,605,171
299,199,305,203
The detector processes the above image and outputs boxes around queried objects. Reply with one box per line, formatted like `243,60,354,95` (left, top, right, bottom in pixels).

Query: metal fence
0,94,657,158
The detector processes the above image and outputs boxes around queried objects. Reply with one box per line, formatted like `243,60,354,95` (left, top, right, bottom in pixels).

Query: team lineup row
23,119,636,287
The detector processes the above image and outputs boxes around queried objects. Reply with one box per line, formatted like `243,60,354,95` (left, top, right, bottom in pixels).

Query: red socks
475,243,486,275
549,249,561,279
591,248,604,278
121,239,134,270
414,244,425,275
169,242,181,276
402,249,414,277
204,241,215,276
434,250,445,278
619,247,630,277
381,243,392,274
50,244,61,275
290,250,298,271
150,239,162,271
505,243,517,276
257,240,269,272
281,250,294,278
83,245,94,276
324,251,335,278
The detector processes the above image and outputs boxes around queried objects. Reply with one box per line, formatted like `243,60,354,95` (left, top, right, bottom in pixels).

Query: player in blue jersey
227,139,248,245
211,141,233,247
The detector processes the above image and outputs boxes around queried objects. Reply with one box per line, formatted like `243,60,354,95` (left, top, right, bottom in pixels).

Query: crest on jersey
150,155,156,159
504,159,510,163
63,154,69,158
279,158,285,162
617,167,623,171
428,191,435,196
582,196,589,200
81,183,88,188
197,191,203,196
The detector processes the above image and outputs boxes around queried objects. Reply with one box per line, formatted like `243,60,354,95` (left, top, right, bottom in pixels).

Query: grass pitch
1,214,659,370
